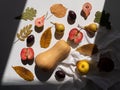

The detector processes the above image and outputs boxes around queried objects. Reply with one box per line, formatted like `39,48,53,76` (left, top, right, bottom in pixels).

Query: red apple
20,48,34,60
68,28,83,44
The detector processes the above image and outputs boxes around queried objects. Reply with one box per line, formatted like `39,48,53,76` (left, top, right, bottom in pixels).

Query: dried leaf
76,44,98,56
17,33,25,41
17,24,32,41
15,7,37,21
40,27,52,48
94,11,102,23
50,4,67,18
12,66,34,81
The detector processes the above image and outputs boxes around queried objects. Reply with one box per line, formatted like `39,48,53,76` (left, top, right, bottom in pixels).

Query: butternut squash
35,40,71,70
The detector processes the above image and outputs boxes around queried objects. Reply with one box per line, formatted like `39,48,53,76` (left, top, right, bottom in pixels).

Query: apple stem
50,21,55,25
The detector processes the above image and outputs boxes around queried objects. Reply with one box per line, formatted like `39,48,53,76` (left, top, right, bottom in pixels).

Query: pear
51,22,65,34
84,23,98,32
82,23,98,37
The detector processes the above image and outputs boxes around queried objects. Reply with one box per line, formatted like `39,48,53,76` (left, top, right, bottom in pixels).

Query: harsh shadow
34,65,54,83
34,26,44,33
0,0,27,85
21,58,34,65
89,0,120,89
67,38,79,48
54,31,64,40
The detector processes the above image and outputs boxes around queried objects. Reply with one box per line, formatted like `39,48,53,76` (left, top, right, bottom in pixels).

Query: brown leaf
50,4,67,18
17,24,32,41
12,66,34,81
76,44,98,56
40,27,52,48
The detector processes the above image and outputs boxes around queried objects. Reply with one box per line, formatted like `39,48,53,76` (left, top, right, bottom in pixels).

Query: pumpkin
35,40,71,70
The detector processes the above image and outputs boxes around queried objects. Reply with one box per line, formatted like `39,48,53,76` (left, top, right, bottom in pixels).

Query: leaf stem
13,39,19,44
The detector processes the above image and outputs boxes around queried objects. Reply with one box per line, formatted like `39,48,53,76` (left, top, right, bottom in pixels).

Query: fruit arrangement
9,1,111,83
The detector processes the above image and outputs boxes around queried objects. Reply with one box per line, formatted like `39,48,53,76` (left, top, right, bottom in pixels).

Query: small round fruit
67,10,76,24
55,70,65,81
68,10,76,20
27,35,35,46
76,60,89,75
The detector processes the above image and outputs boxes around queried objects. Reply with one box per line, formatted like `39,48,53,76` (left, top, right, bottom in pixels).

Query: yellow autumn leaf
12,66,34,81
76,44,98,56
40,27,52,48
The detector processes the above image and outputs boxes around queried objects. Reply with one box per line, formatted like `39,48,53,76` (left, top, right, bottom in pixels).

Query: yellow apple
76,60,89,75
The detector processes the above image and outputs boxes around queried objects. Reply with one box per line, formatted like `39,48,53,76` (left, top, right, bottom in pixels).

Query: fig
35,15,45,32
81,2,92,19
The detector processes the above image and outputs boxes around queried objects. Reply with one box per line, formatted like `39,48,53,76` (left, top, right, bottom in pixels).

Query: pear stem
78,24,84,30
50,22,55,25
